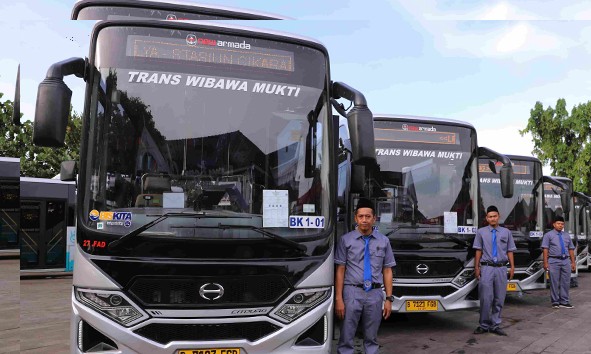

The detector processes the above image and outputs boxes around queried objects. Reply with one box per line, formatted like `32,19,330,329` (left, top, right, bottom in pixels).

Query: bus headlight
452,268,474,287
271,288,331,323
75,288,148,327
526,261,543,275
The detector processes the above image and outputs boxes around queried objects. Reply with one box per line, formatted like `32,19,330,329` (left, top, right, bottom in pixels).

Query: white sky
2,0,591,175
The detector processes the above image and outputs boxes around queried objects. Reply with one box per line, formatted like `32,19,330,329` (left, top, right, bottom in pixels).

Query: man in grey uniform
473,205,515,336
335,198,396,354
542,216,576,309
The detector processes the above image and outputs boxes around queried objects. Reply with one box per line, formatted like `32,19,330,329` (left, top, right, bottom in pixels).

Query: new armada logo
416,264,429,275
199,283,225,300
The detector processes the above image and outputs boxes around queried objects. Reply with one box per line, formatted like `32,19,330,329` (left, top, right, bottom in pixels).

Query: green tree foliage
0,92,82,178
520,98,591,194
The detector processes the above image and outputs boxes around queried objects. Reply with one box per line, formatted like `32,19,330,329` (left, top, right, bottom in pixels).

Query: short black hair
554,216,565,223
355,198,375,214
486,205,499,214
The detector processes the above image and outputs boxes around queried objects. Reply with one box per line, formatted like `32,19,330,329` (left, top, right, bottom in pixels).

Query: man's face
355,207,376,235
486,211,500,227
553,221,565,232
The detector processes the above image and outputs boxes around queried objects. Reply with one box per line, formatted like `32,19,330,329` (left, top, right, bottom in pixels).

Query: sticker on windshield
529,231,543,238
457,226,476,234
303,204,315,213
289,216,325,229
263,190,289,227
89,210,133,228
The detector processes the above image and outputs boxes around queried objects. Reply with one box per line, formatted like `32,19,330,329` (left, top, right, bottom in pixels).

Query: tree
520,98,591,194
0,91,82,178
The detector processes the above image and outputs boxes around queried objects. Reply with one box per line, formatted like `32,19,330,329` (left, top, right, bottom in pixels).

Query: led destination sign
126,35,295,72
374,128,459,145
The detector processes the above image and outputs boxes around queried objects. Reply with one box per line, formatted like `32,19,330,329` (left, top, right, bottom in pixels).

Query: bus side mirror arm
33,57,87,147
478,147,514,198
543,176,570,214
331,81,376,167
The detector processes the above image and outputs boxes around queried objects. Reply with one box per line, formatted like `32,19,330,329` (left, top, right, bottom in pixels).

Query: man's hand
543,262,549,271
508,267,515,280
383,300,392,320
571,262,576,272
475,267,480,280
335,298,345,320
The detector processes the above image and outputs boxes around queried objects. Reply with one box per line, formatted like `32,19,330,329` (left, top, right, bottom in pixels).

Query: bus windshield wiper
217,224,307,254
385,224,439,237
108,212,215,251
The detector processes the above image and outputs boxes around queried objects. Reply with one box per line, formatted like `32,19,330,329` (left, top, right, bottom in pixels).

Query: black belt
549,255,569,259
347,283,383,289
480,261,507,267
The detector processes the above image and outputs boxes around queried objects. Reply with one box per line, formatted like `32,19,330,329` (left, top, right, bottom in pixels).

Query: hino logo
199,283,224,300
416,264,429,275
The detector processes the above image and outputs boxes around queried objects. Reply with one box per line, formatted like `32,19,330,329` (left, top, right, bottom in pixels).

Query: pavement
3,265,590,354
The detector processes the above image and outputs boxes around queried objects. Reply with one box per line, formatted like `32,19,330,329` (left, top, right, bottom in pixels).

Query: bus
71,0,287,20
544,177,578,287
351,114,513,313
0,157,20,257
19,177,76,271
33,16,375,354
573,192,590,271
479,155,568,293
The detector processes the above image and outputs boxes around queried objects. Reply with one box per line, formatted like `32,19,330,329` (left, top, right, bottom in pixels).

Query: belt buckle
363,280,372,289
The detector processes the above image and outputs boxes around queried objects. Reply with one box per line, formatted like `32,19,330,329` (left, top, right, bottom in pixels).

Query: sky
2,1,591,175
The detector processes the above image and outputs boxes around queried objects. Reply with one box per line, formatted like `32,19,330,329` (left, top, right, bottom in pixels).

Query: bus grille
134,322,280,344
128,275,290,307
393,286,457,298
394,259,463,278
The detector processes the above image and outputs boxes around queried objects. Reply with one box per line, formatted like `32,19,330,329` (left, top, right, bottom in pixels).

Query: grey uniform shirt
335,229,396,285
473,225,516,263
541,229,575,257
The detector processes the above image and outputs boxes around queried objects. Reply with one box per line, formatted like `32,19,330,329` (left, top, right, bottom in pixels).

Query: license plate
405,300,438,311
178,349,240,354
506,283,517,292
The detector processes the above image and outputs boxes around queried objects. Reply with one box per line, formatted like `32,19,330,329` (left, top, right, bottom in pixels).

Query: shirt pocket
370,246,386,272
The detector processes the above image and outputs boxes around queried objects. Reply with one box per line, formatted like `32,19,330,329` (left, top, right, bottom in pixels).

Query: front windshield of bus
479,159,543,238
371,120,477,243
83,25,331,245
544,182,575,234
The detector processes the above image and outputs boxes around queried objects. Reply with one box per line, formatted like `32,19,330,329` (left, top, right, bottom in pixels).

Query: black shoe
552,303,560,309
559,303,574,309
473,326,487,334
490,327,508,336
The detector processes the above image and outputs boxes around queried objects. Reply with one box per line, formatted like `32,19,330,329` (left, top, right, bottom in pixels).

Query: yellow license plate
178,349,240,354
405,300,438,311
506,283,517,291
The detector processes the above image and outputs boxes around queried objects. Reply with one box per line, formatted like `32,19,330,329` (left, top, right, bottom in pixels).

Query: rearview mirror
500,164,514,198
560,191,571,216
60,160,77,182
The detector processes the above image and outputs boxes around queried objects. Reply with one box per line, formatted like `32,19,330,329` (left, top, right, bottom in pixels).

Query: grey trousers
478,266,508,330
337,285,384,354
549,258,571,304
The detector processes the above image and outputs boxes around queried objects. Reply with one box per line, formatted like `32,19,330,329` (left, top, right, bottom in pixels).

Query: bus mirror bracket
60,160,77,182
331,81,376,167
478,147,513,198
33,57,87,147
560,191,570,215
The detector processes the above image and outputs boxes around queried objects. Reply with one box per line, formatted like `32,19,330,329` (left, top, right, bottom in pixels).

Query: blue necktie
492,229,498,262
363,236,372,292
558,232,566,256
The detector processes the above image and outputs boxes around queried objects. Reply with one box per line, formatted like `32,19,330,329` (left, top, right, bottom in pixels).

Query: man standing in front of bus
334,198,396,354
473,205,516,336
542,216,576,309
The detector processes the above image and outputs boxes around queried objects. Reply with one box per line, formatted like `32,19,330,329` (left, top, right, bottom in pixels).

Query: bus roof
504,155,541,163
91,19,328,54
374,114,475,131
72,0,290,20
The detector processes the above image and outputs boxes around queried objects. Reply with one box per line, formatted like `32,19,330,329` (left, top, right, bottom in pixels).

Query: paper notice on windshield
444,212,457,233
263,190,289,227
163,192,185,208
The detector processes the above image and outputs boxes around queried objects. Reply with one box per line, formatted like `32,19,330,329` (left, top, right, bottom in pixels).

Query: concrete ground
0,259,19,354
7,270,591,354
